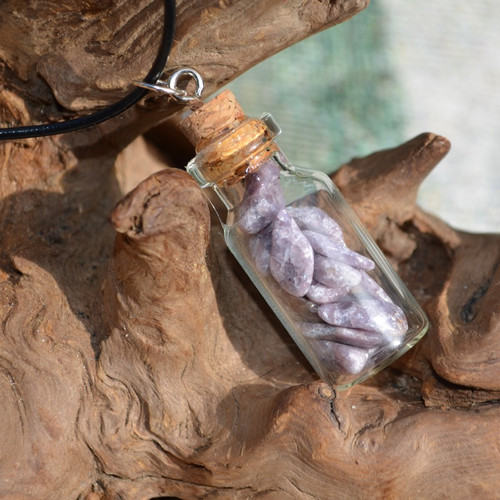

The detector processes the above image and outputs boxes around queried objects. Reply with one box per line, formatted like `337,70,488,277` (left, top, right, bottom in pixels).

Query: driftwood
1,1,499,498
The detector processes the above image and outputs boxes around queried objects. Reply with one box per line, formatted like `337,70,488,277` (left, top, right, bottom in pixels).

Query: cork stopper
180,89,246,152
180,89,279,186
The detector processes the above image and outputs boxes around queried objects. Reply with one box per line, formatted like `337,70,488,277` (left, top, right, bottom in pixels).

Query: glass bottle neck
212,177,247,211
186,114,281,189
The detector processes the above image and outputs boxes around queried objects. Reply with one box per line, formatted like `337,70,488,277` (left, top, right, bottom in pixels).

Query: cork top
179,90,280,187
179,89,246,151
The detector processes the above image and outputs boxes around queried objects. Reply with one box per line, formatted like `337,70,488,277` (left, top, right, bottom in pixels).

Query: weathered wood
1,1,500,499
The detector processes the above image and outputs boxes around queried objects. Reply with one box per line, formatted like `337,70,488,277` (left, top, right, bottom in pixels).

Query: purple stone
248,225,273,275
356,271,393,303
237,161,285,234
311,340,370,374
318,298,409,337
300,322,384,349
244,159,281,195
306,280,350,304
269,209,314,297
287,206,344,244
303,230,375,271
313,254,362,290
237,183,285,234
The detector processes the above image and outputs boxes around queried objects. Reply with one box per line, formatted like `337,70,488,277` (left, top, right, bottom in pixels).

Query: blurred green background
228,2,404,172
227,1,500,233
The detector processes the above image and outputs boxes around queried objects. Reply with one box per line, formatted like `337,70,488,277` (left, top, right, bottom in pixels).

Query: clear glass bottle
181,90,428,389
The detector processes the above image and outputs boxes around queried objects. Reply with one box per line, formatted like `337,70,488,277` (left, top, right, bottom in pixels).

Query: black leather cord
0,0,175,140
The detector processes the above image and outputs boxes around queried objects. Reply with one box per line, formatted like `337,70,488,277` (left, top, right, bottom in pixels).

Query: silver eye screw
134,67,204,104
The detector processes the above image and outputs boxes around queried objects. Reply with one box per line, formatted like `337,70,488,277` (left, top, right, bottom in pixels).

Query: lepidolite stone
311,339,370,374
248,225,273,275
237,161,285,234
269,209,314,297
318,298,408,337
303,230,375,271
313,254,362,290
306,280,350,304
287,206,344,243
357,271,392,303
300,322,383,349
244,159,281,194
234,156,411,379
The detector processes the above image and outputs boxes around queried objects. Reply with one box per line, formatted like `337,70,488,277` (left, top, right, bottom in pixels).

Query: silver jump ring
168,68,204,103
133,67,204,104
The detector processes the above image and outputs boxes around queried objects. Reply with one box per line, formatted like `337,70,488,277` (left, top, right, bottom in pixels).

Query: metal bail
133,67,204,104
167,68,204,103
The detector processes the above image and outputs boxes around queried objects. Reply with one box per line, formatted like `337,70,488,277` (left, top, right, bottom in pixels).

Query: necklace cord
0,0,175,141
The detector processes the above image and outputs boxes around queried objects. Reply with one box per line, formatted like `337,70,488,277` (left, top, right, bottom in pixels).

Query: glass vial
180,90,428,389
